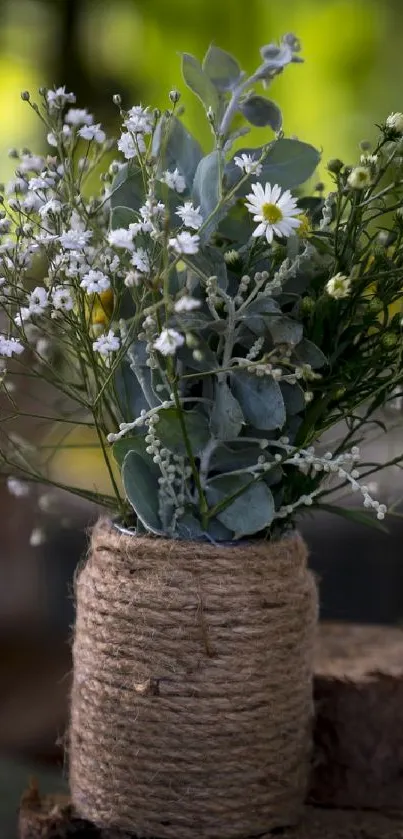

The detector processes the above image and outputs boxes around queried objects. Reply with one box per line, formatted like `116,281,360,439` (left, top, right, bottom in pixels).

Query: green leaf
181,53,219,114
151,115,202,191
231,370,286,430
202,45,242,92
122,451,163,534
316,503,389,534
192,151,224,241
293,338,327,369
110,164,144,213
175,510,232,542
239,95,282,130
128,342,160,408
210,381,244,441
226,138,320,195
206,474,275,538
110,206,138,230
114,361,149,421
280,381,306,415
156,407,211,455
112,433,147,468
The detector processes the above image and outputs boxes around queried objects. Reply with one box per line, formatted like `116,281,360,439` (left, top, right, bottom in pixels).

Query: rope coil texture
70,518,318,839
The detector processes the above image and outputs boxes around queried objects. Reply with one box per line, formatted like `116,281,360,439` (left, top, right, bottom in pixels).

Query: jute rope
70,518,318,839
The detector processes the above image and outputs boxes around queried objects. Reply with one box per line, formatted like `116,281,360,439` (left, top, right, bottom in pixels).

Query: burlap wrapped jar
70,518,318,839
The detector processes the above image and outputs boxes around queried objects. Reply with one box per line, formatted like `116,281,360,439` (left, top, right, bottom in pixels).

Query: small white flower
14,308,31,327
131,248,150,274
176,201,203,230
47,132,58,147
28,286,49,315
59,229,92,249
0,336,24,357
360,153,378,166
245,182,300,243
139,199,165,223
93,329,121,356
80,269,111,294
169,231,200,255
124,270,143,287
19,154,44,173
65,108,94,126
234,153,263,176
124,105,153,134
326,272,351,299
347,166,371,190
174,295,201,312
160,168,186,193
30,527,46,547
38,199,62,217
22,193,43,213
117,132,146,159
78,123,106,143
386,112,403,133
7,477,30,497
46,86,75,109
154,328,185,356
52,285,74,311
6,178,28,196
28,175,54,191
107,227,135,250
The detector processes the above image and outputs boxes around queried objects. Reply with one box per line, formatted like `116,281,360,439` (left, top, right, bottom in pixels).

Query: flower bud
20,90,30,102
112,93,122,106
327,158,343,174
169,89,181,104
386,112,403,134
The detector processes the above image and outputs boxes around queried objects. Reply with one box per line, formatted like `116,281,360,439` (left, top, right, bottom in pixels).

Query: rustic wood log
311,621,403,810
18,781,403,839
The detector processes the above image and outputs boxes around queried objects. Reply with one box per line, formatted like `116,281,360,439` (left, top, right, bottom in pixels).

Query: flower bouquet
2,32,403,839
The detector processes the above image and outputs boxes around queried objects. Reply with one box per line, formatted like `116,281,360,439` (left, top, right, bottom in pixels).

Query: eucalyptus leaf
122,451,163,534
231,370,286,430
293,338,327,369
210,381,244,441
240,297,281,318
157,407,210,455
110,164,144,213
175,510,232,542
181,53,219,115
192,151,224,240
114,361,149,421
151,115,202,190
178,340,218,372
112,433,147,468
111,206,138,230
226,138,320,195
128,342,160,408
202,45,242,92
206,474,275,538
267,315,303,346
186,245,228,290
280,381,306,415
239,95,282,131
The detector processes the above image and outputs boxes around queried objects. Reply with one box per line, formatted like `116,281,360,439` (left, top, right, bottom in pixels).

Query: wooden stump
311,622,403,810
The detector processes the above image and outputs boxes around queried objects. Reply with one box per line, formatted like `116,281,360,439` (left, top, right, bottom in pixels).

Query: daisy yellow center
262,202,283,224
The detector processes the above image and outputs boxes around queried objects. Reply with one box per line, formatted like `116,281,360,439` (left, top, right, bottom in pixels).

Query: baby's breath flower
234,153,263,176
0,336,24,356
174,295,201,313
7,477,30,497
124,270,143,287
347,166,371,189
28,286,49,315
117,132,145,159
386,112,403,134
176,201,203,230
107,227,135,250
131,248,150,274
78,123,106,143
160,168,186,193
124,105,153,134
51,286,74,311
38,199,62,217
154,328,184,356
80,269,111,294
65,108,94,126
59,229,92,250
169,231,200,255
92,330,121,355
46,86,75,110
326,272,351,299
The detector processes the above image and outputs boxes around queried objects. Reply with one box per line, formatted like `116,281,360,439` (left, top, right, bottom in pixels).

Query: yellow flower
87,289,114,327
296,213,312,239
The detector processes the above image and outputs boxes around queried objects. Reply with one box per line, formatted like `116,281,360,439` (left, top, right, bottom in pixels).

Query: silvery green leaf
210,443,267,472
112,434,147,468
178,340,218,372
110,163,144,213
110,205,138,230
206,474,275,538
293,338,327,369
192,151,225,241
225,138,320,195
128,342,160,408
267,316,303,346
186,245,228,290
122,451,163,534
175,511,232,542
181,53,219,114
171,311,213,331
114,361,149,421
231,370,286,430
210,381,244,441
240,297,280,318
202,45,242,92
156,407,210,455
151,115,202,190
280,381,306,415
239,95,282,131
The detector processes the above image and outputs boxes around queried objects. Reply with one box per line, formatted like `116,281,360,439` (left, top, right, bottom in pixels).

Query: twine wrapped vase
70,518,318,839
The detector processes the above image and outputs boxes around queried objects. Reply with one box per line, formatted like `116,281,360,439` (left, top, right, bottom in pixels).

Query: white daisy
245,182,300,244
326,273,351,299
169,231,200,255
234,153,262,176
154,328,184,356
176,201,203,230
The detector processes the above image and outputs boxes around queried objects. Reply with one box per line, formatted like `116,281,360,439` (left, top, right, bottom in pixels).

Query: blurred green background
2,0,403,183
